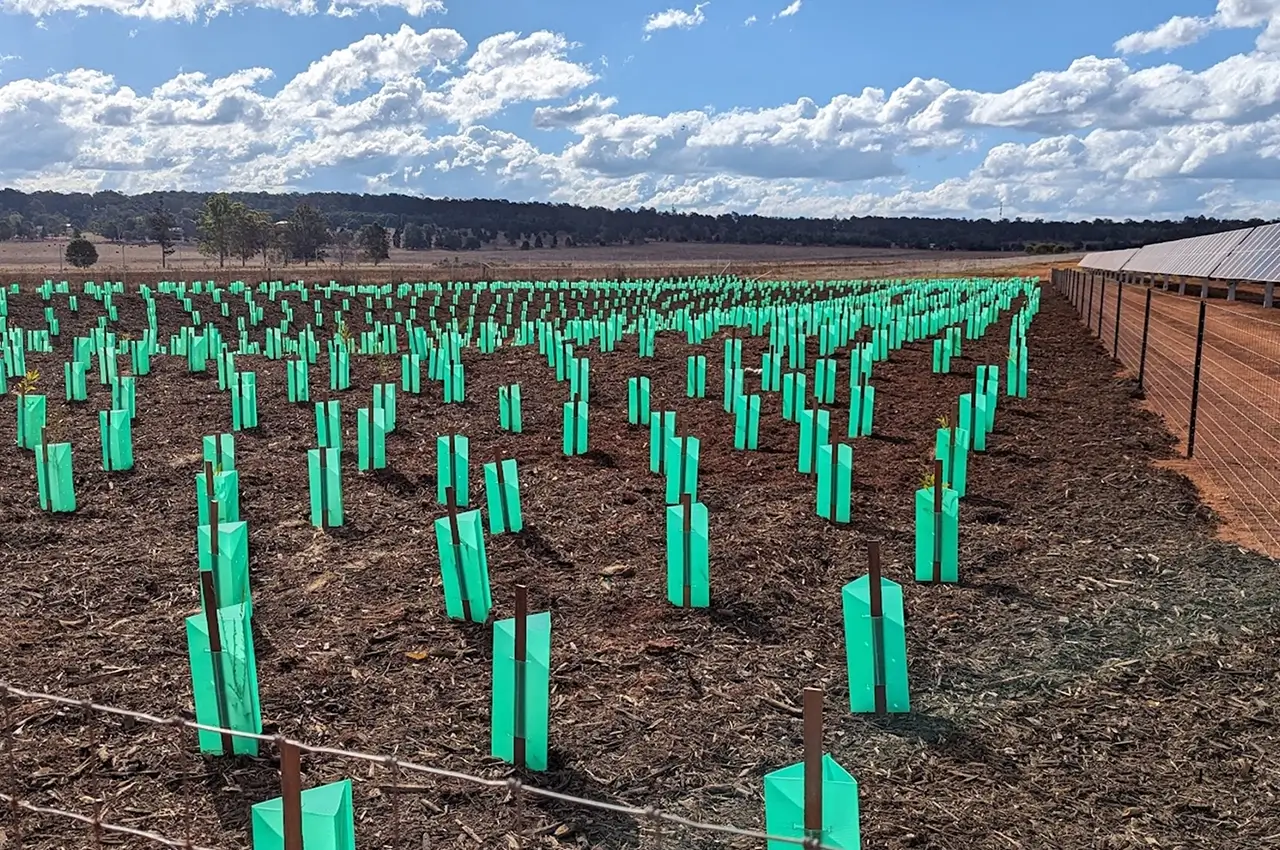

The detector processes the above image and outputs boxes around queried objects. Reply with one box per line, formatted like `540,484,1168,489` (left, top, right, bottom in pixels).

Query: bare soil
0,282,1276,850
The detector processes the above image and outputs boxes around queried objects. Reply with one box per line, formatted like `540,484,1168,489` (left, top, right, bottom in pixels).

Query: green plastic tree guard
198,521,252,614
814,359,837,405
307,447,344,528
762,351,782,392
217,351,237,391
816,443,853,524
188,335,209,373
491,610,551,770
935,426,971,497
843,574,908,714
185,601,261,757
252,780,355,850
197,468,240,525
914,483,959,583
203,432,236,472
782,373,807,423
763,756,860,850
666,498,709,608
734,394,761,450
499,384,522,432
99,409,134,472
649,411,676,473
563,399,588,456
401,353,423,394
65,361,87,402
35,442,75,512
111,376,136,420
569,357,590,402
445,363,466,403
436,435,470,506
687,355,707,399
959,392,989,452
983,365,1000,432
724,336,743,371
627,376,650,426
663,435,699,504
231,372,258,431
329,347,351,391
847,384,875,438
1007,342,1028,398
315,400,341,449
16,394,46,449
723,365,744,414
286,359,309,403
798,408,831,475
357,407,387,472
434,507,492,622
375,382,396,433
483,459,523,534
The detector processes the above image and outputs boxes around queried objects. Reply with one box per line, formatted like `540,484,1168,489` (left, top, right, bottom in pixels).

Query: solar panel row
1076,224,1280,282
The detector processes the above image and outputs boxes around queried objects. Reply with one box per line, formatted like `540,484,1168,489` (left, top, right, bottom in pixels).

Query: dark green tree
358,223,390,265
65,238,98,268
148,201,177,268
286,203,330,265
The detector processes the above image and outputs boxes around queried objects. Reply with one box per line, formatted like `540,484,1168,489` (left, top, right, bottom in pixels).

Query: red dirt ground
1,281,1277,850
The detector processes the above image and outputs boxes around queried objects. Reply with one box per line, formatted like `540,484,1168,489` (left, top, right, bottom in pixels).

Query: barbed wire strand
0,792,210,850
1,682,841,850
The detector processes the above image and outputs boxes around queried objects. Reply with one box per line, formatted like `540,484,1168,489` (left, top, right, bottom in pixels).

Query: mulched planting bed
1,282,1277,850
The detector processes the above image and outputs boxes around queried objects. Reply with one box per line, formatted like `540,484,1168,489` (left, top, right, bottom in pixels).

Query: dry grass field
0,236,1076,285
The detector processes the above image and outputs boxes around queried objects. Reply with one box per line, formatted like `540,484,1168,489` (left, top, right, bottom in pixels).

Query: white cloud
1114,1,1280,54
11,15,1280,219
0,0,444,21
643,2,708,39
774,0,801,19
743,14,755,26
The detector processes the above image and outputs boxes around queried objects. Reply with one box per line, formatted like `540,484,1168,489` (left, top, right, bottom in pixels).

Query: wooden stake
39,425,51,510
809,405,821,479
932,458,944,584
445,486,472,622
868,542,887,715
513,584,528,769
280,740,304,850
209,499,220,585
802,687,823,837
680,492,693,608
199,571,236,756
827,444,839,522
494,455,512,532
317,448,329,531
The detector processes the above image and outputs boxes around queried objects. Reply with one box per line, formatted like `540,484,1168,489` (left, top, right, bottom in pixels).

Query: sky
2,0,1280,220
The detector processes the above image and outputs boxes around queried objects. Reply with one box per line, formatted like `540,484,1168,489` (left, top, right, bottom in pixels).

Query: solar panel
1210,224,1280,282
1078,249,1137,271
1163,228,1253,278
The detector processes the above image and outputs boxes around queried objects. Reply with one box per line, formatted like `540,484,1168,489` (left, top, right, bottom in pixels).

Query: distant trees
65,238,98,268
148,201,177,268
230,208,271,266
402,222,429,250
197,194,238,268
285,203,330,265
358,223,390,265
332,229,354,267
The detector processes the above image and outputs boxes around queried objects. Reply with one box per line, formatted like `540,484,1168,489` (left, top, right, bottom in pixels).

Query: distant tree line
3,187,1272,257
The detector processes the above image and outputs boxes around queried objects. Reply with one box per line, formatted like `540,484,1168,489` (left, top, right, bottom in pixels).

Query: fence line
1053,268,1280,557
1,682,840,850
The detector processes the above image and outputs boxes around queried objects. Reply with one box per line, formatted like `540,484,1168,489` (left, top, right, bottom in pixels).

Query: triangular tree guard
491,587,551,770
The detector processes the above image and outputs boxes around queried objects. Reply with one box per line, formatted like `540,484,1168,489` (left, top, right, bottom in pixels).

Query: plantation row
1,275,1039,850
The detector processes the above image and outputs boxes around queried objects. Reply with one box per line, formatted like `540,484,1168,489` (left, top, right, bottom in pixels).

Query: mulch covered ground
0,282,1276,850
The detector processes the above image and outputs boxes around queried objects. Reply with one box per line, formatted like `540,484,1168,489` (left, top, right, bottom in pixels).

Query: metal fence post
1098,277,1107,337
1087,275,1096,328
1187,299,1207,459
1137,286,1153,393
1113,278,1123,360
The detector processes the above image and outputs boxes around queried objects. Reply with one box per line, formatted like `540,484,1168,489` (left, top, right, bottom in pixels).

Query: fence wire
0,682,841,850
1055,269,1280,557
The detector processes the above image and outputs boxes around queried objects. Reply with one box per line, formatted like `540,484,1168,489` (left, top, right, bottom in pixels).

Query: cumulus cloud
643,2,708,39
10,15,1280,219
743,14,755,25
774,0,800,19
0,0,444,21
1115,1,1280,54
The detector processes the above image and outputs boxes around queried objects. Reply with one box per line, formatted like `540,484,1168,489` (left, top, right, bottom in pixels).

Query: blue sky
2,0,1280,219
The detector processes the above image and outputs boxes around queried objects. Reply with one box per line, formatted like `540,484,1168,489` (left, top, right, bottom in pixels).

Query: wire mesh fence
0,682,841,850
1054,268,1280,557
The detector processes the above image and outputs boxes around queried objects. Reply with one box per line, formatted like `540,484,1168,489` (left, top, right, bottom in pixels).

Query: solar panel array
1077,224,1280,281
1208,223,1280,282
